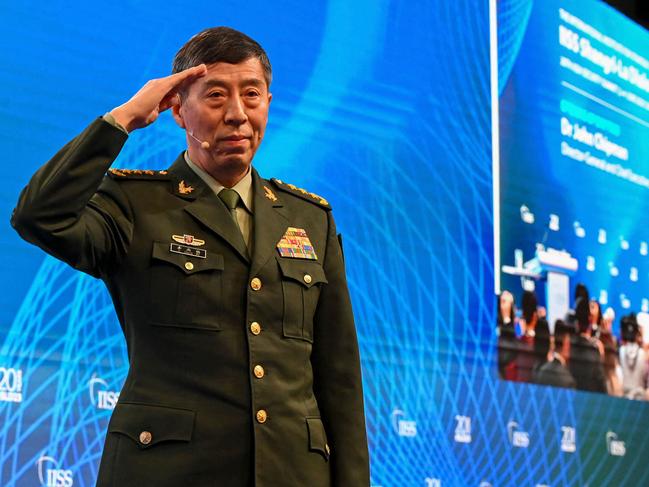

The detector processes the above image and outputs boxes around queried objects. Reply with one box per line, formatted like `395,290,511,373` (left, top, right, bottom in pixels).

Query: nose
224,96,247,126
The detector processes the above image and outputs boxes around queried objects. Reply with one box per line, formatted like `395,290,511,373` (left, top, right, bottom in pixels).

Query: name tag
170,243,207,258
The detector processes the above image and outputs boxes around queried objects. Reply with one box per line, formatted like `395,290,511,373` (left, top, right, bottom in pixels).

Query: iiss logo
0,366,23,403
88,374,119,410
507,421,530,448
561,426,576,453
454,415,472,444
391,409,417,437
606,431,626,457
36,455,73,487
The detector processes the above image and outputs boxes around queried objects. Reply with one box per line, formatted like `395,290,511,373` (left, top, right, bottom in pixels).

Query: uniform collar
184,152,253,214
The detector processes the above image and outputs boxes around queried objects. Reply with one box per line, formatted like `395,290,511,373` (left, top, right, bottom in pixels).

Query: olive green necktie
218,189,247,252
218,188,241,225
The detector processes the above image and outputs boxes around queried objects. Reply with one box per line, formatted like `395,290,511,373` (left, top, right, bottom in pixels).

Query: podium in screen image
503,246,578,331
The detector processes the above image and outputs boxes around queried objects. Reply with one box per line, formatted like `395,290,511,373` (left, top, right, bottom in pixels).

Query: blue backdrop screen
0,0,647,486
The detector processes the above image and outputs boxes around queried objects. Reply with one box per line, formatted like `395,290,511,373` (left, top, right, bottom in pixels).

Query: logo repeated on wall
391,408,417,437
424,478,441,487
561,426,576,453
606,431,626,457
36,454,73,487
88,373,119,410
0,366,23,403
454,415,472,444
507,420,530,448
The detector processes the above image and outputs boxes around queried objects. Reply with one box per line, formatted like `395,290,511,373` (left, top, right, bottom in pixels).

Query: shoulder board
271,178,331,210
107,168,170,180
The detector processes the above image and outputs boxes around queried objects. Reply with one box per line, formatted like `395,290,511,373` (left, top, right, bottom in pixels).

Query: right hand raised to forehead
109,64,207,133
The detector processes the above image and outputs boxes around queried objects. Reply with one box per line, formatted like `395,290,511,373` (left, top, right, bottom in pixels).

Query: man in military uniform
12,27,369,487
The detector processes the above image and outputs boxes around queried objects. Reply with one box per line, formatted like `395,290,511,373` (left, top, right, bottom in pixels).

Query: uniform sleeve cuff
102,112,129,135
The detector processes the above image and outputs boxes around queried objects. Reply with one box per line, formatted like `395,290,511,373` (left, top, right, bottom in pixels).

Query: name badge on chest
170,243,207,259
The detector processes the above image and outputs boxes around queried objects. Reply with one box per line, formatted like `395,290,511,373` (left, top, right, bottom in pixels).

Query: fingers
159,64,207,110
159,92,178,113
167,64,207,87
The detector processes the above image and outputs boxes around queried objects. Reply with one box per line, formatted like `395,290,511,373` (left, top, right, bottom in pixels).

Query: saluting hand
110,64,207,133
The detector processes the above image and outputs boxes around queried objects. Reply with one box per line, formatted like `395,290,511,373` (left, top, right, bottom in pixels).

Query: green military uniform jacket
12,118,370,487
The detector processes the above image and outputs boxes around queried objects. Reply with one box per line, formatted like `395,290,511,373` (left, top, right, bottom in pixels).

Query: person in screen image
588,298,605,356
574,282,589,305
534,320,576,389
11,27,369,487
569,297,607,393
619,314,649,400
513,290,547,383
601,330,623,397
497,290,518,380
531,317,551,379
598,307,623,396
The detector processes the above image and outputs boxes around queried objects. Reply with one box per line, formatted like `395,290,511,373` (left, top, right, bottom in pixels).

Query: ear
171,94,186,129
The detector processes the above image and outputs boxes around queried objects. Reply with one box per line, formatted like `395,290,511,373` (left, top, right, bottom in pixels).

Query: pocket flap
152,241,224,275
277,258,328,288
306,417,330,461
108,402,195,449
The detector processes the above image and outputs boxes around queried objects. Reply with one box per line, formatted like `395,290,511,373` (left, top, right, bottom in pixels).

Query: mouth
220,134,249,142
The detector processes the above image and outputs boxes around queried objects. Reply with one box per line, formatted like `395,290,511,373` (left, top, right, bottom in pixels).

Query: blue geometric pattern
1,0,648,486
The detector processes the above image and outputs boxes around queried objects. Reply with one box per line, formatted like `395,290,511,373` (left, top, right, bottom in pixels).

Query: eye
207,91,224,99
245,90,260,97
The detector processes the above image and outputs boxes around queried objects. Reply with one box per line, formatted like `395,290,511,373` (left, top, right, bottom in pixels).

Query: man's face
173,57,271,181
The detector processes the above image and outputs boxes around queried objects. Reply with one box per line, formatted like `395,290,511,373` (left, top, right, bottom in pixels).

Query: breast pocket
277,257,328,343
149,241,224,330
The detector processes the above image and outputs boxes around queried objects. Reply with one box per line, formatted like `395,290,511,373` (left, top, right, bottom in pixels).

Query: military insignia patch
172,234,205,246
276,227,318,260
263,186,278,202
178,180,194,194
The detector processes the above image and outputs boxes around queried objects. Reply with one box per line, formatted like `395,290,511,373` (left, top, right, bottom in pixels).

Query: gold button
250,322,261,335
325,443,330,455
250,277,262,291
303,274,312,284
256,409,267,423
253,365,265,378
184,262,194,271
139,431,152,445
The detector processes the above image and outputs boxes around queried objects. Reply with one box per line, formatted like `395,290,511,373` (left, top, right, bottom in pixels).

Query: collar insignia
178,180,194,194
263,185,278,202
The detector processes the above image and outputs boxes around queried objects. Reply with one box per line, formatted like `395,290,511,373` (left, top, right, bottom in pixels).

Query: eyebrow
201,78,266,90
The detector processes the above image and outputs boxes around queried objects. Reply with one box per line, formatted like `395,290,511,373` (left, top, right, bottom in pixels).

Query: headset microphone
189,131,210,150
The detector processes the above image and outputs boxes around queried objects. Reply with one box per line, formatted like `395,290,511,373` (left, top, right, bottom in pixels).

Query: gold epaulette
271,178,331,210
107,168,170,180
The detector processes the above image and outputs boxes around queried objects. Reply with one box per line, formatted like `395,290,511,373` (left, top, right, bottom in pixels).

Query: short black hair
574,296,590,334
534,317,550,361
554,319,572,349
574,283,589,305
621,313,639,342
521,290,537,324
172,26,272,86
